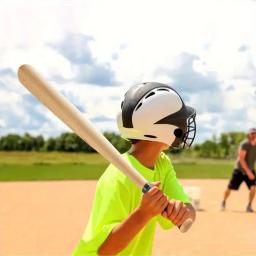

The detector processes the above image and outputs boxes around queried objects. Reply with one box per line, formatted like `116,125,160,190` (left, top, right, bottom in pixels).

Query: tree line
0,132,131,153
192,132,247,159
0,131,247,159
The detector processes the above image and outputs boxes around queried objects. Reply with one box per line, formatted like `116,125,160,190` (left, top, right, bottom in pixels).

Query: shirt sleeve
158,159,190,230
76,169,130,255
240,141,250,151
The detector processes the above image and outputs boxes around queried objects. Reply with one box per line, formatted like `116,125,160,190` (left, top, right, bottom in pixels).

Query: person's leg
221,189,231,210
249,185,256,204
244,170,256,212
222,170,242,210
246,185,256,212
224,188,231,201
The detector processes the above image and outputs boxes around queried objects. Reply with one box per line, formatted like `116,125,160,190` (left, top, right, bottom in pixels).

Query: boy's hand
138,181,169,220
162,200,196,227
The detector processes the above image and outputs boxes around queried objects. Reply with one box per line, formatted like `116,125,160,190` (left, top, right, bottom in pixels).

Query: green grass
0,151,108,165
0,152,234,181
175,163,232,179
171,155,233,179
0,163,107,181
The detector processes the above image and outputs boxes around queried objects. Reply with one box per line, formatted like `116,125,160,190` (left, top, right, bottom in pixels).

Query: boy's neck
130,141,165,169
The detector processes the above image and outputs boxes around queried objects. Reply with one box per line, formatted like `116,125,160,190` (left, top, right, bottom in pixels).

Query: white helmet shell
117,82,196,148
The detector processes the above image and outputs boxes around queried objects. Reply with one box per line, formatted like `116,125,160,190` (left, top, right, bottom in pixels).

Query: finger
151,181,161,187
151,191,165,202
167,200,175,216
158,199,169,216
147,181,161,195
160,200,169,213
168,201,183,220
148,186,161,196
161,211,168,218
156,194,168,204
144,191,163,208
176,211,190,227
152,194,168,213
157,195,168,210
172,206,187,226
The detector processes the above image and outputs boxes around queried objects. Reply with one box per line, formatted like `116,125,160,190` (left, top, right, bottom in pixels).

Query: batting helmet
117,82,196,148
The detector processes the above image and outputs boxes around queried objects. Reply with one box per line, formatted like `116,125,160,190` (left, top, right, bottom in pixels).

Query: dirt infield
1,179,255,256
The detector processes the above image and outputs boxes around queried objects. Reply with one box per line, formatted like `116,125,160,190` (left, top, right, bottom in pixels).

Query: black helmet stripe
155,105,196,126
121,82,184,128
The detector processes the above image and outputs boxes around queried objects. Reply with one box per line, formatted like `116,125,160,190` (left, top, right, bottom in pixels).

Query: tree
54,132,95,152
198,140,219,158
22,133,35,151
34,135,44,151
0,130,248,156
44,138,56,151
0,134,23,151
103,132,131,153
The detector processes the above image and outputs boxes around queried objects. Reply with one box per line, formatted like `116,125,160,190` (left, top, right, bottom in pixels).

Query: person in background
221,128,256,212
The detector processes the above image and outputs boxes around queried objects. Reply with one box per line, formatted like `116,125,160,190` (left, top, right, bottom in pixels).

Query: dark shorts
228,169,256,190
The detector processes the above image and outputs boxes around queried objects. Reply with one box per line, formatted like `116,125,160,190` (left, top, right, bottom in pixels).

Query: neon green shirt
72,152,190,256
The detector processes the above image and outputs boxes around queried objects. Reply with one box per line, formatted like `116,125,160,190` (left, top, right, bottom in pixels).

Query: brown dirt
1,180,255,256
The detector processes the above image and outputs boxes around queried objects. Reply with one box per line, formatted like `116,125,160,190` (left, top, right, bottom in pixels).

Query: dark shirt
235,139,256,171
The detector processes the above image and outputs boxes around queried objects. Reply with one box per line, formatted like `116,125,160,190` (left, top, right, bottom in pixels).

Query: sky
0,0,256,143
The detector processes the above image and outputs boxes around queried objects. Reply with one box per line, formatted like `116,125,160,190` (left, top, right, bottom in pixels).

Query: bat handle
142,183,193,233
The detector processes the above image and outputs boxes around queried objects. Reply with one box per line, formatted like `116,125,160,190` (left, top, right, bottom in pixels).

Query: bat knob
179,218,193,233
142,183,153,193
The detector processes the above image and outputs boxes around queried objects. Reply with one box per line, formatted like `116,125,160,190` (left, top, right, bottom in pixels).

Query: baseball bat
17,64,193,233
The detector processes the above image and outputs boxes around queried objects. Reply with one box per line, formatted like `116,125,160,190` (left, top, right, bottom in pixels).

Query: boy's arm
98,182,168,255
98,208,149,256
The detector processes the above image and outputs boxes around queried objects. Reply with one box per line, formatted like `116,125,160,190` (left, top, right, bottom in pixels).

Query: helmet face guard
171,112,196,149
181,112,196,149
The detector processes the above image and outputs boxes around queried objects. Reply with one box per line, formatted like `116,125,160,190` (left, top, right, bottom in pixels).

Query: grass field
0,152,234,181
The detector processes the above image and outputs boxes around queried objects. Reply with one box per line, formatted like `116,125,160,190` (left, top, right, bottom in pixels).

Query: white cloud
0,0,256,142
0,119,6,128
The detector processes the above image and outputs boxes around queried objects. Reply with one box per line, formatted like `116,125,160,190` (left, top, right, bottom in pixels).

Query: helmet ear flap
172,128,185,149
174,128,184,138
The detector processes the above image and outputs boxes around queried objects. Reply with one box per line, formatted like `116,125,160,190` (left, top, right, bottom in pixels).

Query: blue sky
0,0,256,143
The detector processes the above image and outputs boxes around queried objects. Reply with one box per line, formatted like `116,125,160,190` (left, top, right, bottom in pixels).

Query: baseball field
1,152,255,256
